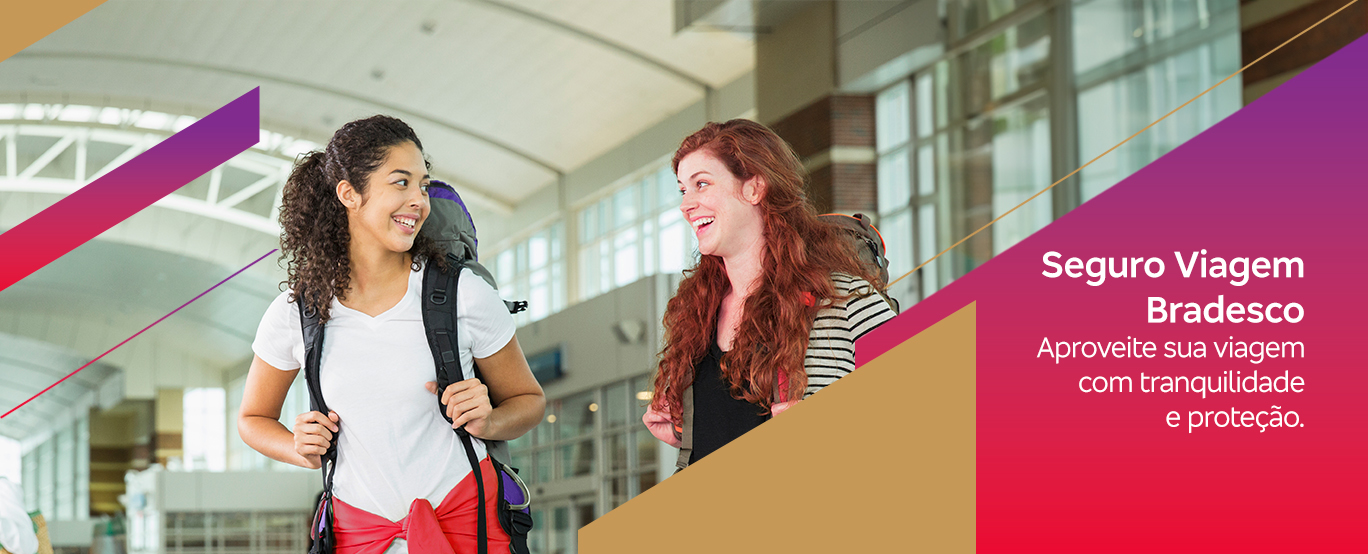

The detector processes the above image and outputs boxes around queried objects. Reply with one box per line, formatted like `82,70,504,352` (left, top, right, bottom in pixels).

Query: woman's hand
292,411,340,469
425,379,494,438
643,407,682,448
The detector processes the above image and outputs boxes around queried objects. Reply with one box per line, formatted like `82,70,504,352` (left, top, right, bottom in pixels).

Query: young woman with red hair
643,119,897,469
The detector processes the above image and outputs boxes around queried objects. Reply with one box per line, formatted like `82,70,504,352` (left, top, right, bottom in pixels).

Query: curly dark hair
277,115,447,322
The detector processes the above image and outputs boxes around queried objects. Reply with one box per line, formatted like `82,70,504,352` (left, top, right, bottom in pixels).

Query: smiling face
677,149,766,259
338,141,431,255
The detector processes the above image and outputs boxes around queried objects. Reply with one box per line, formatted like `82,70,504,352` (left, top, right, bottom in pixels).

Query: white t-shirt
252,265,515,531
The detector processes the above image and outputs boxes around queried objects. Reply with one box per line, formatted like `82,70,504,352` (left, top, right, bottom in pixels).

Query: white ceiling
1,0,755,206
0,0,755,442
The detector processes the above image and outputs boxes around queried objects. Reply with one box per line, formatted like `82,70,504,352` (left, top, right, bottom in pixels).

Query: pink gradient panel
857,37,1368,550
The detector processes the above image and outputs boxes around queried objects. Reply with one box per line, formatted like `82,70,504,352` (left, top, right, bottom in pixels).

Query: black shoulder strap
299,300,339,505
422,258,462,390
422,256,489,554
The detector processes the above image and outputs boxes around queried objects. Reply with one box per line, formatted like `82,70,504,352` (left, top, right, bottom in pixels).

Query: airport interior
0,1,1362,552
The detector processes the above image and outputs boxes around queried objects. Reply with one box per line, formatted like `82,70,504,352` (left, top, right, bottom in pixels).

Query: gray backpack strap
675,384,695,471
486,440,513,467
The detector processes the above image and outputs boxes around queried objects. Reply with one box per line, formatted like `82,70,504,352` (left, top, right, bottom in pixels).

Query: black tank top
689,341,770,464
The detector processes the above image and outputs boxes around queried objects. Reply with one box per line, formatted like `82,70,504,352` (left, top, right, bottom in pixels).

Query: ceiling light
98,107,122,125
58,105,94,122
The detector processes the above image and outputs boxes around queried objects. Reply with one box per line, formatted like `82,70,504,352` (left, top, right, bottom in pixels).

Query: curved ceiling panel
2,0,754,205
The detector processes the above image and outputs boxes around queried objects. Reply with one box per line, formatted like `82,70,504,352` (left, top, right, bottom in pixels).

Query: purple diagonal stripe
0,87,260,292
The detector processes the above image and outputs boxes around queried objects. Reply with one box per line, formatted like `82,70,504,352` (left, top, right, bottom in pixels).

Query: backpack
820,213,900,314
302,180,532,554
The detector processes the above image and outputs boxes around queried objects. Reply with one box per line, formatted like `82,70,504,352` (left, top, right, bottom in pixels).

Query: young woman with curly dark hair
642,119,897,468
237,115,544,553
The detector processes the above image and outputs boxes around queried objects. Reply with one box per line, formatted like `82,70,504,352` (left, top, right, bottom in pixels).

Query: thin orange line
887,0,1360,289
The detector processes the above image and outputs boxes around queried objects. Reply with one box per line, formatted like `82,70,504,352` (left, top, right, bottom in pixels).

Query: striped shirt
803,273,898,398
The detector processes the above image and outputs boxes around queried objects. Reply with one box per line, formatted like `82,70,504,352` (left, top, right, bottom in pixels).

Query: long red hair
651,119,879,422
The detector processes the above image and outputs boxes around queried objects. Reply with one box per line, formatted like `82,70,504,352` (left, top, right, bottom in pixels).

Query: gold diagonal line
888,0,1360,289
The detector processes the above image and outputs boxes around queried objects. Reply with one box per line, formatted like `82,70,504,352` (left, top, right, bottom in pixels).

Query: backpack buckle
430,290,448,305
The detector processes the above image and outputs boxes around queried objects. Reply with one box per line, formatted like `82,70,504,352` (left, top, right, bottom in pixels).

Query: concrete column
755,1,877,216
88,399,152,516
154,388,183,467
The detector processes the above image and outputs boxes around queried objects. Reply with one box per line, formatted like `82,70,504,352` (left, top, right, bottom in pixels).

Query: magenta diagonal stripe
0,87,260,292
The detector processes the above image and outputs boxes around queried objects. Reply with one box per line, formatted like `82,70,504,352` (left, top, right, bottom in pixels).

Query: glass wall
1073,0,1242,199
0,436,19,485
493,222,568,326
510,375,663,552
155,511,310,554
21,415,89,520
487,162,694,325
183,388,226,472
875,0,1241,307
577,165,694,303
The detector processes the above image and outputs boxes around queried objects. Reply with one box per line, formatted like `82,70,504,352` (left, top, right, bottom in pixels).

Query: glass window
876,148,912,215
613,186,639,230
1073,0,1240,77
529,268,549,321
576,162,688,301
597,239,612,294
632,376,653,422
54,425,74,520
918,203,940,296
558,440,595,478
609,476,629,509
1074,0,1241,200
990,94,1052,255
882,211,913,287
557,392,596,440
917,144,936,197
536,405,556,445
529,232,548,270
604,382,628,429
637,471,658,495
489,221,566,325
954,0,1025,38
958,13,1050,115
0,436,19,487
614,228,639,287
607,433,628,473
658,210,688,275
579,204,598,243
496,250,515,284
634,430,658,468
656,167,678,209
183,388,226,472
916,72,935,139
876,81,911,152
875,9,1053,305
535,451,553,484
